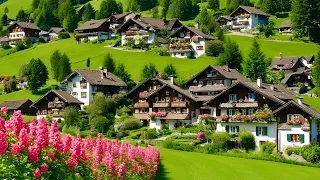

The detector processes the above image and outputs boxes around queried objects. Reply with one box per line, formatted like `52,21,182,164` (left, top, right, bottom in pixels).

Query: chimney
270,84,275,91
99,67,104,79
280,52,283,58
103,68,108,78
298,97,303,105
170,75,176,85
257,77,262,88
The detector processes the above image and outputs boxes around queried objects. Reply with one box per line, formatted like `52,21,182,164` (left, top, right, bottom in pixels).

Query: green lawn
227,35,319,59
0,0,33,18
156,148,320,180
302,96,320,111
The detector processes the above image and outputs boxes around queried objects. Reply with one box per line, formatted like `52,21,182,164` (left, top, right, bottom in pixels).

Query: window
140,108,146,113
159,108,166,112
288,114,300,121
182,108,188,113
41,110,47,115
198,81,204,86
256,127,268,136
73,83,77,88
81,92,87,98
196,46,203,50
216,80,223,84
165,97,170,102
240,109,247,115
176,108,181,113
248,109,254,115
228,109,238,116
288,134,304,143
135,109,139,113
226,126,239,134
229,94,237,102
207,81,213,86
166,90,170,96
155,97,159,101
72,92,78,98
295,76,300,80
178,94,183,101
180,32,184,37
181,53,185,56
248,93,255,102
192,111,196,118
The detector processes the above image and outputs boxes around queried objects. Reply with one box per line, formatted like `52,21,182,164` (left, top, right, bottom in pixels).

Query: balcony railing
139,92,152,98
48,101,65,108
153,102,170,108
134,102,149,108
171,101,187,108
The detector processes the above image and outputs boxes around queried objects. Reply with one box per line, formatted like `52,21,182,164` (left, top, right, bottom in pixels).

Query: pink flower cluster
0,110,160,179
197,132,205,140
155,112,167,117
286,119,302,125
199,114,211,120
221,114,229,121
0,107,8,114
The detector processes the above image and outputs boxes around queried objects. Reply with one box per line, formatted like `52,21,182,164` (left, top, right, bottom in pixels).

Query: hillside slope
0,0,33,18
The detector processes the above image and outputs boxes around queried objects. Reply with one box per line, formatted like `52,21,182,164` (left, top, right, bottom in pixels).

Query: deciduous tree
50,50,62,81
58,53,72,82
27,58,49,94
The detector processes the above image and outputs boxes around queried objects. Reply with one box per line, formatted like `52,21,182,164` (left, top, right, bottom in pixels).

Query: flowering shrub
287,119,302,125
155,112,167,117
255,108,274,123
0,110,160,179
197,132,205,140
221,114,229,122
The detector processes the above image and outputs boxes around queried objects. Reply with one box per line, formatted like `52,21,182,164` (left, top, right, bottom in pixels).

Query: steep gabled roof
279,21,291,29
76,19,109,31
0,99,33,110
281,67,307,84
273,100,320,118
111,12,136,20
64,69,127,87
139,17,181,30
230,6,270,17
272,56,301,66
204,81,295,105
216,16,234,22
168,25,215,40
49,27,65,34
31,90,83,108
7,21,41,31
185,65,248,86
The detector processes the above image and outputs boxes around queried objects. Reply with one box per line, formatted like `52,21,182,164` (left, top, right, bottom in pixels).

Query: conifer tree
218,38,243,69
312,48,320,92
164,64,177,76
102,53,116,73
58,53,72,82
50,50,62,81
82,3,95,21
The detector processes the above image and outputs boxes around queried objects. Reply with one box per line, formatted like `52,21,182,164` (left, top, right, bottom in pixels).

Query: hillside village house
0,99,34,115
126,65,248,129
271,55,314,87
117,17,182,46
0,36,9,47
48,27,65,40
7,21,41,44
216,16,234,27
63,67,127,106
75,19,111,42
31,90,83,120
278,21,292,34
167,25,216,58
108,12,139,30
39,31,50,42
216,6,269,31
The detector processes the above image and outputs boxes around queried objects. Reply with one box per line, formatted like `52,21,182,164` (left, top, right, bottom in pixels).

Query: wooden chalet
75,19,111,42
0,99,35,115
7,21,41,44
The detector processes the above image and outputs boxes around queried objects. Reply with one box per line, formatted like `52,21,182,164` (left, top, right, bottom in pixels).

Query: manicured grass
0,0,33,18
227,35,319,59
156,148,320,180
301,96,320,111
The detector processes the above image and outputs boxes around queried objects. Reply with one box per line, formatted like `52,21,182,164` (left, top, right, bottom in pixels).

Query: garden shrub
206,40,224,57
286,147,302,156
24,37,32,48
90,116,114,133
141,128,158,139
238,130,256,151
58,32,70,39
62,125,80,136
119,119,142,131
117,130,129,139
211,132,231,150
162,139,195,152
15,42,26,51
91,39,98,44
260,141,276,155
2,42,11,49
300,143,320,164
38,36,46,43
204,143,221,154
79,117,90,131
83,38,89,43
63,106,80,127
116,106,132,116
106,126,117,138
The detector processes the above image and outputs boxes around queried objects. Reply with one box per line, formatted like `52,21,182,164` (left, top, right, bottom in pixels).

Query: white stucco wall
150,119,162,130
171,52,191,58
66,75,92,106
121,31,156,46
191,39,206,57
278,126,310,152
217,122,277,149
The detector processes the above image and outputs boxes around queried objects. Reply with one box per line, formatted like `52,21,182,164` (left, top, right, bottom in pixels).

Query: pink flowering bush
220,114,229,122
0,110,160,180
155,112,167,117
286,119,302,125
197,132,205,140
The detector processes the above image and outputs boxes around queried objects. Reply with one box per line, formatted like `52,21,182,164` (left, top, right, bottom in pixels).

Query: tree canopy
102,53,116,73
312,48,320,93
218,38,243,69
27,58,49,94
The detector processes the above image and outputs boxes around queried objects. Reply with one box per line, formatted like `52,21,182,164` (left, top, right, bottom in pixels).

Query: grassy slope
302,96,320,111
156,148,320,180
0,0,33,18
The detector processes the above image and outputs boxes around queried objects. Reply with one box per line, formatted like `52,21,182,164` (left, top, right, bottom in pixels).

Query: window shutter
264,127,268,136
256,127,259,136
300,134,305,143
236,126,239,133
287,134,291,142
226,125,229,133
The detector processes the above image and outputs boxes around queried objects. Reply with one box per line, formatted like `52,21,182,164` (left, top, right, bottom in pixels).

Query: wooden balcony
171,101,187,108
134,102,149,108
139,92,152,98
153,102,170,108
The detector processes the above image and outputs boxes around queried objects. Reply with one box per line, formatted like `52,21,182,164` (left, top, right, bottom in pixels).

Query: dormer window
166,90,170,96
198,81,204,87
